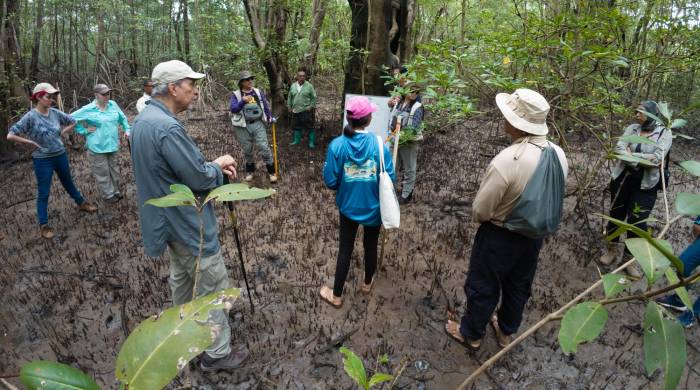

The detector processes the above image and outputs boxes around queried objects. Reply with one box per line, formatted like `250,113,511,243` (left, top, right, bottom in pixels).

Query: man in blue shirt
131,60,247,372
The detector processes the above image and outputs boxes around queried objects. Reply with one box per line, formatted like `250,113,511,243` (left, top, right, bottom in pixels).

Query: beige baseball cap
151,60,205,84
495,88,550,136
32,83,59,95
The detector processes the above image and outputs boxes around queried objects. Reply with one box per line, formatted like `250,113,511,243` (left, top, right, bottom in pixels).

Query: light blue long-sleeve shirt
72,100,130,153
324,130,395,226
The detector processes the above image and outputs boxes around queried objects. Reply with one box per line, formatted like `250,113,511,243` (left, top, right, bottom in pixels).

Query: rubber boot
308,130,316,149
267,164,278,183
291,130,302,146
244,162,255,182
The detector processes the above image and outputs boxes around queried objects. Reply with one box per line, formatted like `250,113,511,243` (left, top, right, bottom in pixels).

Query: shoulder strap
234,90,242,101
376,135,385,174
409,102,422,116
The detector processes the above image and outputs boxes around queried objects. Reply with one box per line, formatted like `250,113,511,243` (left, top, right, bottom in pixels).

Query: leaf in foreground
618,134,657,146
116,288,240,390
664,268,693,311
558,302,608,354
678,160,700,177
339,347,368,389
20,361,100,390
613,153,656,167
145,191,197,208
625,238,672,285
675,192,700,216
643,302,686,390
368,373,393,388
204,183,276,204
601,273,630,298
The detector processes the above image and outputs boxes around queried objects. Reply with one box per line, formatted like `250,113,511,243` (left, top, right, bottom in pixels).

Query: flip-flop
490,315,511,348
445,320,481,351
359,278,374,294
319,286,343,308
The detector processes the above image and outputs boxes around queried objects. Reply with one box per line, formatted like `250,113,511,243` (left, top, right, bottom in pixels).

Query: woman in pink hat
6,83,97,239
320,96,395,307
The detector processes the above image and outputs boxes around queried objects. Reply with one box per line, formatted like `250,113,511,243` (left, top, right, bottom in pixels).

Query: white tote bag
376,136,400,229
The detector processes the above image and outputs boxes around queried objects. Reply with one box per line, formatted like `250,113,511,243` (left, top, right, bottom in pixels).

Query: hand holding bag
376,136,400,229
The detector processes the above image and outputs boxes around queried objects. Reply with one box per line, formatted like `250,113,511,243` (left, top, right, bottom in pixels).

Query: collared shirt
136,93,151,113
611,123,673,190
287,81,317,113
229,88,272,121
9,108,75,158
473,135,569,225
72,100,130,153
130,98,224,258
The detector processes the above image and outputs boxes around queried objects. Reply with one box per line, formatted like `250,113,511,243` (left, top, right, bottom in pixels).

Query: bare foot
445,319,481,350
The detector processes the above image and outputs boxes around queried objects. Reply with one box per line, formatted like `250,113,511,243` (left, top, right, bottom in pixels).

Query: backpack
503,142,565,239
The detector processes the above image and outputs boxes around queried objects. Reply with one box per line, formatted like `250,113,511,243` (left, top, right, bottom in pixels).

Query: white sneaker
244,174,254,182
269,174,278,183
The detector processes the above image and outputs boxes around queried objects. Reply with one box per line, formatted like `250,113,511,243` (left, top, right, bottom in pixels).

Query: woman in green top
72,83,130,203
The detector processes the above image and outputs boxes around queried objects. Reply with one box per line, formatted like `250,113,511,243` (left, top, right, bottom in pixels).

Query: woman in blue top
320,96,395,307
7,83,97,239
72,83,130,203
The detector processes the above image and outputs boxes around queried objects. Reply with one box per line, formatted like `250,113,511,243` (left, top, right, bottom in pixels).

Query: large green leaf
368,373,393,388
670,119,687,129
339,347,368,389
643,302,686,390
145,192,197,208
618,134,656,146
203,183,276,204
664,268,693,311
679,160,700,177
675,192,700,216
601,273,631,298
613,153,656,167
656,102,672,122
169,184,195,200
116,289,240,389
600,215,684,273
20,361,100,390
625,238,672,285
558,302,608,354
639,109,665,126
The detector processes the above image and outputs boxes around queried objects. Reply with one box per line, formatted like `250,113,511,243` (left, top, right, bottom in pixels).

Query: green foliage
558,302,608,354
678,160,700,177
20,361,100,390
643,302,686,390
624,238,672,285
618,135,656,146
145,192,197,208
612,153,656,167
601,273,630,298
675,192,700,216
339,347,393,390
116,289,240,389
146,183,276,211
663,268,693,312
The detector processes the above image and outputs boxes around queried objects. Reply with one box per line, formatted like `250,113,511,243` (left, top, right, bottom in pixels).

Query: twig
0,379,19,390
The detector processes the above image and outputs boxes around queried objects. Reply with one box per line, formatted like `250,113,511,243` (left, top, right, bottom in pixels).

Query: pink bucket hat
346,96,377,120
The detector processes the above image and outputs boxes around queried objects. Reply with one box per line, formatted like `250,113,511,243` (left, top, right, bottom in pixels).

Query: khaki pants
397,144,418,198
233,121,273,166
168,241,232,359
87,151,120,199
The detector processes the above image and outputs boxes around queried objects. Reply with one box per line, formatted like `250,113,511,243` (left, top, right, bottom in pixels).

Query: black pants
460,222,543,340
333,213,381,297
292,110,314,131
606,169,658,241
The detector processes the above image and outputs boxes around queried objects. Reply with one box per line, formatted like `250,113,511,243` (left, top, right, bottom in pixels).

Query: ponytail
344,114,371,137
343,124,356,137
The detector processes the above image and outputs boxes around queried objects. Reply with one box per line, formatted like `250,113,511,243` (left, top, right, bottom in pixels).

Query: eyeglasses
100,92,111,96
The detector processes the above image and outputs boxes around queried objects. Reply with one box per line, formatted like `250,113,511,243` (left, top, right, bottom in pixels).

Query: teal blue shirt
72,100,130,153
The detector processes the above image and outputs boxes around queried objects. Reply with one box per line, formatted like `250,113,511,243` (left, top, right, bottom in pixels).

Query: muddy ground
1,92,699,390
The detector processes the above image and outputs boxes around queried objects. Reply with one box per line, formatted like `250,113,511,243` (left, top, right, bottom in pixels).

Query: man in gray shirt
131,60,247,371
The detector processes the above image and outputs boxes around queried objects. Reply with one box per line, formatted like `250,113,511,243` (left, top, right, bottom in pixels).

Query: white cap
151,60,205,85
32,83,59,95
495,88,549,136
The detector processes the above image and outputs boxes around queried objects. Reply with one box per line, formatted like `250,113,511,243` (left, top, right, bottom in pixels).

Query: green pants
167,241,231,359
233,120,273,166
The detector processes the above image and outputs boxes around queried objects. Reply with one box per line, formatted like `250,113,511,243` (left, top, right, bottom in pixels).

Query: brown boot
599,242,624,265
40,224,54,239
78,202,98,212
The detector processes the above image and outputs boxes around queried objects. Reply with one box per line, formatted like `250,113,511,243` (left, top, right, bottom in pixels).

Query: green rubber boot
308,130,316,149
291,130,302,146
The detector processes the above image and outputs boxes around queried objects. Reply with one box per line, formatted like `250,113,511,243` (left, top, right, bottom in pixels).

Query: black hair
343,114,372,137
143,79,153,86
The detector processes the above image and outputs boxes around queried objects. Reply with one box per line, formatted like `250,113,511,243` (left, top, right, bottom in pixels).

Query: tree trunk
344,0,394,96
183,0,190,62
29,0,44,80
303,0,327,76
1,0,25,158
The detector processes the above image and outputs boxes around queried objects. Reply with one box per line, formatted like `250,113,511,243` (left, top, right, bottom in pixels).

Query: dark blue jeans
460,222,543,340
680,237,700,313
33,152,85,225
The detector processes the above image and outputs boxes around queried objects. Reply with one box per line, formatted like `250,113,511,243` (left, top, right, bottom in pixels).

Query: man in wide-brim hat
445,88,569,351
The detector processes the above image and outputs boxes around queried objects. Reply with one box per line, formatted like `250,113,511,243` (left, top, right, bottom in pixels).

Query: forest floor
1,91,700,390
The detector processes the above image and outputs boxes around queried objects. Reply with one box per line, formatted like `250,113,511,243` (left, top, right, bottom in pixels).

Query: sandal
490,315,511,348
360,278,374,294
445,320,481,351
319,286,343,308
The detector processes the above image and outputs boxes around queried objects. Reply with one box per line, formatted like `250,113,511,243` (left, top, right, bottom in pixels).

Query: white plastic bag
376,136,400,229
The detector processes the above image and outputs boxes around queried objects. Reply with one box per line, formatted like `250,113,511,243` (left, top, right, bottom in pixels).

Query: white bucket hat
495,88,549,136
